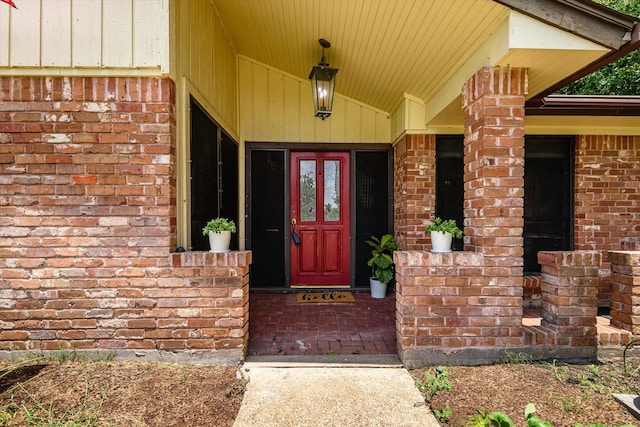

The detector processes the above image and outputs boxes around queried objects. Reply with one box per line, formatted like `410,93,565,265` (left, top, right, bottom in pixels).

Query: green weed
415,367,453,423
468,403,552,427
578,364,604,394
433,404,452,423
545,359,568,382
415,367,452,401
560,395,583,414
499,349,532,365
226,378,249,398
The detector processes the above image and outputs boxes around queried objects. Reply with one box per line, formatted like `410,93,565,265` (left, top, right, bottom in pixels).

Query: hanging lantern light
309,39,338,120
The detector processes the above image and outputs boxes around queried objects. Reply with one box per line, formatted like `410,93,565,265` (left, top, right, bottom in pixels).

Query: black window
436,136,464,251
189,98,239,251
435,135,574,271
524,137,574,274
248,150,286,287
355,150,392,287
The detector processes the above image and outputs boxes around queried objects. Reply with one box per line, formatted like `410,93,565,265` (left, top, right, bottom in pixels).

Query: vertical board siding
102,0,133,67
41,0,71,66
9,0,40,66
72,0,102,67
174,0,238,134
0,0,168,71
0,6,8,65
239,57,391,143
239,57,390,143
133,0,167,68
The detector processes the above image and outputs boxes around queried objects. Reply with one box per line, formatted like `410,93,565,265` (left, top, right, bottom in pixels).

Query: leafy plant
468,404,552,427
415,367,452,401
416,367,453,424
366,234,397,284
424,217,463,239
574,424,637,427
468,406,515,427
434,404,452,423
202,217,236,235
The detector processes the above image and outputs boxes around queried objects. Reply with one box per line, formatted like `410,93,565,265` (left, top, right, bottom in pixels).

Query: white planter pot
370,277,387,299
208,230,231,253
430,231,452,253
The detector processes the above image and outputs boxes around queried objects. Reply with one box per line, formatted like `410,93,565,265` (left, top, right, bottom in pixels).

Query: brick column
539,251,600,347
461,66,526,269
170,251,251,360
393,134,436,250
608,251,640,334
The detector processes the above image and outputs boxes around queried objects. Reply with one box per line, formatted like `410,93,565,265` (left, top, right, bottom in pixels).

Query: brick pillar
608,251,640,334
461,66,526,268
393,134,436,250
170,251,251,362
539,251,600,347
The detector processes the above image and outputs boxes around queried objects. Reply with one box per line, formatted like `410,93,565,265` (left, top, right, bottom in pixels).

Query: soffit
212,0,509,113
212,0,627,123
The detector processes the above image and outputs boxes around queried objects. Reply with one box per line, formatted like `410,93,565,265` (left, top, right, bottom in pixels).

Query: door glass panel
323,160,340,221
300,160,316,222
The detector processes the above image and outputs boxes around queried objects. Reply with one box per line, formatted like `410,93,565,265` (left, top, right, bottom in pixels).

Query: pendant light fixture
308,39,338,120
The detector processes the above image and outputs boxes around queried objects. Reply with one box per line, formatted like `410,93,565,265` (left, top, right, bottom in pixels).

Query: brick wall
393,134,436,250
575,135,640,302
395,250,524,367
395,67,527,366
608,251,640,335
0,76,249,362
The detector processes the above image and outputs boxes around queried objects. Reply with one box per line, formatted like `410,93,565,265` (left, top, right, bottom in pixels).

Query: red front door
290,152,350,286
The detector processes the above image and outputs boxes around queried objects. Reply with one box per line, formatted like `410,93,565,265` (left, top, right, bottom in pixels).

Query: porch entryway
247,145,392,290
247,292,396,357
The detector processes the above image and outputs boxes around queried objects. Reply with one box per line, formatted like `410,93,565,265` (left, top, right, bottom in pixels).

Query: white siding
0,0,169,72
239,57,390,144
71,0,102,67
41,0,71,66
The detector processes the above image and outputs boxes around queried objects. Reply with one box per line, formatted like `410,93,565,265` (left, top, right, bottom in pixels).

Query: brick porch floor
248,297,635,358
248,292,396,357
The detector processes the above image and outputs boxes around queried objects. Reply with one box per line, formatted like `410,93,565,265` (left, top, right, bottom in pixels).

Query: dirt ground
1,357,639,426
0,359,245,426
411,357,640,427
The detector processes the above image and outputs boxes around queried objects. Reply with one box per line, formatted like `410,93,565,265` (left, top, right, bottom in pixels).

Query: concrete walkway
233,358,440,427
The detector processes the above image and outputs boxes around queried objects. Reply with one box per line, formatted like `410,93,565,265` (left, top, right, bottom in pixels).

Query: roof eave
526,94,640,116
494,0,638,49
496,0,640,115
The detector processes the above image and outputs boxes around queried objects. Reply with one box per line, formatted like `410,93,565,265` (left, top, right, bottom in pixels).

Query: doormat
297,291,356,304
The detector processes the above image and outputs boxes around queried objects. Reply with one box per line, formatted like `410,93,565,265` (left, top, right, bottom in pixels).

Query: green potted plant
202,217,236,253
424,217,462,253
366,234,398,298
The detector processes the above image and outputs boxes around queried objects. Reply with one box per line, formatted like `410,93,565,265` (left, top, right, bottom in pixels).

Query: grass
0,353,245,427
0,350,116,426
4,381,106,427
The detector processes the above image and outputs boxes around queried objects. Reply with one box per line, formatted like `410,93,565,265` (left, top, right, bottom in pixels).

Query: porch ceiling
212,0,625,124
